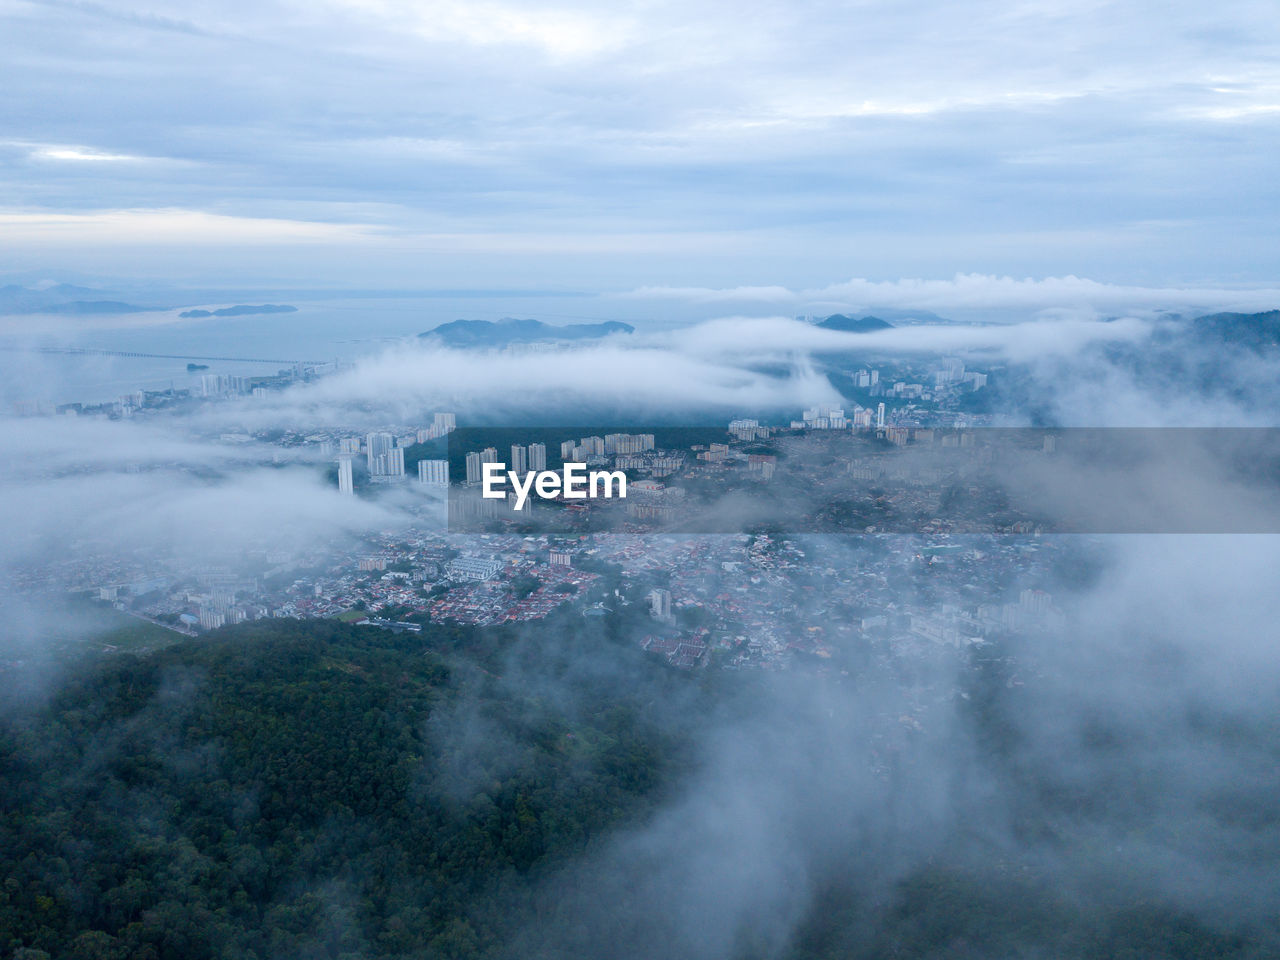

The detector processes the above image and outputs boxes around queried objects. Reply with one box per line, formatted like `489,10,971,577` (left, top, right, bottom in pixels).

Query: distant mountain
419,317,634,347
815,314,893,333
836,307,949,325
42,283,101,297
179,304,298,318
0,284,156,316
1189,310,1280,351
44,300,154,315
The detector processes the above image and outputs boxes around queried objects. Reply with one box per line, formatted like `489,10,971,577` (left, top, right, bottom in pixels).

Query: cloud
253,339,844,424
620,285,797,304
0,208,381,247
326,0,633,60
623,274,1280,318
30,145,152,162
2,0,1278,283
809,274,1280,314
644,313,1151,364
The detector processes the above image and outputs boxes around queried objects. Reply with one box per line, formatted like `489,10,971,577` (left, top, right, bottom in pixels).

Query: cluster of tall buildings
200,373,254,397
696,443,731,462
454,434,658,486
789,405,875,430
110,390,147,418
747,453,776,480
465,447,499,484
333,414,456,496
417,412,456,443
458,447,519,481
847,361,987,398
461,443,548,484
559,433,655,461
728,419,771,441
508,442,548,476
366,431,405,477
931,357,987,390
784,404,882,431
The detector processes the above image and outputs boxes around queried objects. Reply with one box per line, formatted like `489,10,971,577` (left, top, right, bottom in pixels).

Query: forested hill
0,615,688,960
1190,309,1280,351
815,314,892,333
418,318,634,347
1,615,1267,959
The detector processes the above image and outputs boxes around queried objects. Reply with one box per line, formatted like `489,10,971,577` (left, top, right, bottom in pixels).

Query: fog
2,299,1279,957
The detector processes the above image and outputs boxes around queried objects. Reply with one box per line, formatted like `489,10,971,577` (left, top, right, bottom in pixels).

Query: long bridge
1,346,329,365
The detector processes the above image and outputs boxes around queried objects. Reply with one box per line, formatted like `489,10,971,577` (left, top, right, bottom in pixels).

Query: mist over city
3,1,1280,958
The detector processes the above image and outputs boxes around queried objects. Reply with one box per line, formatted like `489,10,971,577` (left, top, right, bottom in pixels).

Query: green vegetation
0,616,687,960
25,597,182,660
1,612,1272,959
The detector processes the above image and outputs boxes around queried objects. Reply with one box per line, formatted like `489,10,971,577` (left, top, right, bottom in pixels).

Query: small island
419,317,634,347
186,363,209,371
814,313,893,333
179,304,298,319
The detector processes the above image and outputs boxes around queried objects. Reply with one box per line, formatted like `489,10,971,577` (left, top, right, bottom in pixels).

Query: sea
0,292,714,409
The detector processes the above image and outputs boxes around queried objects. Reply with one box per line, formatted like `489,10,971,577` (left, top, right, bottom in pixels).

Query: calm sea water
0,294,710,408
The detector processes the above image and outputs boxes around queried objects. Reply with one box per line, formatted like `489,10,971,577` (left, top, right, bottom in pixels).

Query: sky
1,0,1278,290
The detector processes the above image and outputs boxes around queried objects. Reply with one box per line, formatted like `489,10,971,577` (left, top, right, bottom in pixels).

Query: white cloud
32,145,149,162
654,313,1152,364
274,340,843,421
0,208,382,246
622,274,1280,317
323,0,631,59
620,285,797,303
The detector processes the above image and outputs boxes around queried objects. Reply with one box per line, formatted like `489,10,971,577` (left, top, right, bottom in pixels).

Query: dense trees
0,617,685,959
1,612,1272,958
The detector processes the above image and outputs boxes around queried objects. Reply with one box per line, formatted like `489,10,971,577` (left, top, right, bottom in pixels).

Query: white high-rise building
1020,589,1052,615
418,459,449,484
604,433,655,454
337,457,354,496
201,374,230,397
418,412,457,443
370,445,405,478
465,451,483,484
528,443,547,471
366,432,394,473
510,444,528,475
647,588,672,620
561,439,577,459
876,403,886,428
386,446,405,477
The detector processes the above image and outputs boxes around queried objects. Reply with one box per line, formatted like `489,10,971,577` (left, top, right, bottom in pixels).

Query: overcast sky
2,0,1277,289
